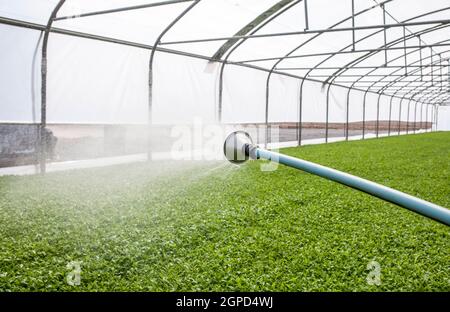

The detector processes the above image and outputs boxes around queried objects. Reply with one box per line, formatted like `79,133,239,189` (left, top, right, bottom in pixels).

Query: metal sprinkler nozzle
223,131,258,164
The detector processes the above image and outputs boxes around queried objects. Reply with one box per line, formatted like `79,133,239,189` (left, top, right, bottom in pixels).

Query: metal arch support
325,83,332,143
436,104,439,130
416,92,449,100
376,93,382,138
279,0,393,82
434,104,438,131
324,7,450,84
430,104,434,132
435,93,450,104
0,15,411,104
420,103,424,130
333,59,449,107
278,65,448,71
412,95,437,132
217,0,302,124
54,0,193,21
238,43,450,64
385,90,419,136
362,89,369,139
414,91,447,114
330,26,450,95
352,42,450,118
345,87,351,141
406,98,412,134
309,12,450,111
263,1,390,147
436,104,440,130
414,93,445,109
147,0,200,159
398,97,405,135
414,100,418,133
326,32,450,103
326,32,448,94
372,54,449,106
212,0,300,61
40,0,66,174
388,95,394,136
265,74,271,147
298,78,306,146
161,17,450,45
359,45,449,93
340,29,449,140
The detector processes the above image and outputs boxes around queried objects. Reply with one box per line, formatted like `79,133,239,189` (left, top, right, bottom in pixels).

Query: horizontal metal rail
53,0,193,21
238,43,450,63
0,15,419,103
160,18,450,45
276,65,449,70
309,74,446,78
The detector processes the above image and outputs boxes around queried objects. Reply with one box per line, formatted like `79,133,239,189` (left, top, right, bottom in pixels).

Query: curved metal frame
276,5,450,144
375,59,447,134
1,0,448,172
39,0,66,174
265,0,392,146
147,0,200,159
217,0,303,123
340,35,450,138
324,7,450,83
290,7,450,142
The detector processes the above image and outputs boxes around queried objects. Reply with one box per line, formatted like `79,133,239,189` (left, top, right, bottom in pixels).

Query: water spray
223,131,450,226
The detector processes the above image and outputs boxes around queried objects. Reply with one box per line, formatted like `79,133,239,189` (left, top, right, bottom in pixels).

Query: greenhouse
0,0,449,293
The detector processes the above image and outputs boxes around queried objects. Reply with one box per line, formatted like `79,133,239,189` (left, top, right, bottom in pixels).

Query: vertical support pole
218,63,225,124
376,93,381,138
431,104,435,131
345,88,351,141
430,48,434,85
304,0,309,30
439,56,443,91
388,95,393,136
418,36,423,81
448,60,450,92
433,105,435,131
436,104,439,130
425,103,429,132
430,104,434,132
148,0,200,160
420,103,423,130
351,0,355,51
40,0,66,174
298,79,305,146
406,99,411,134
362,90,368,139
325,84,331,143
382,4,387,66
398,97,403,135
436,104,439,131
265,73,272,148
403,26,407,76
422,104,427,130
414,101,417,134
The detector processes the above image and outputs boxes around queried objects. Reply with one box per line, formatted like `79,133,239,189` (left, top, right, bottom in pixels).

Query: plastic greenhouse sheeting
0,0,449,130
